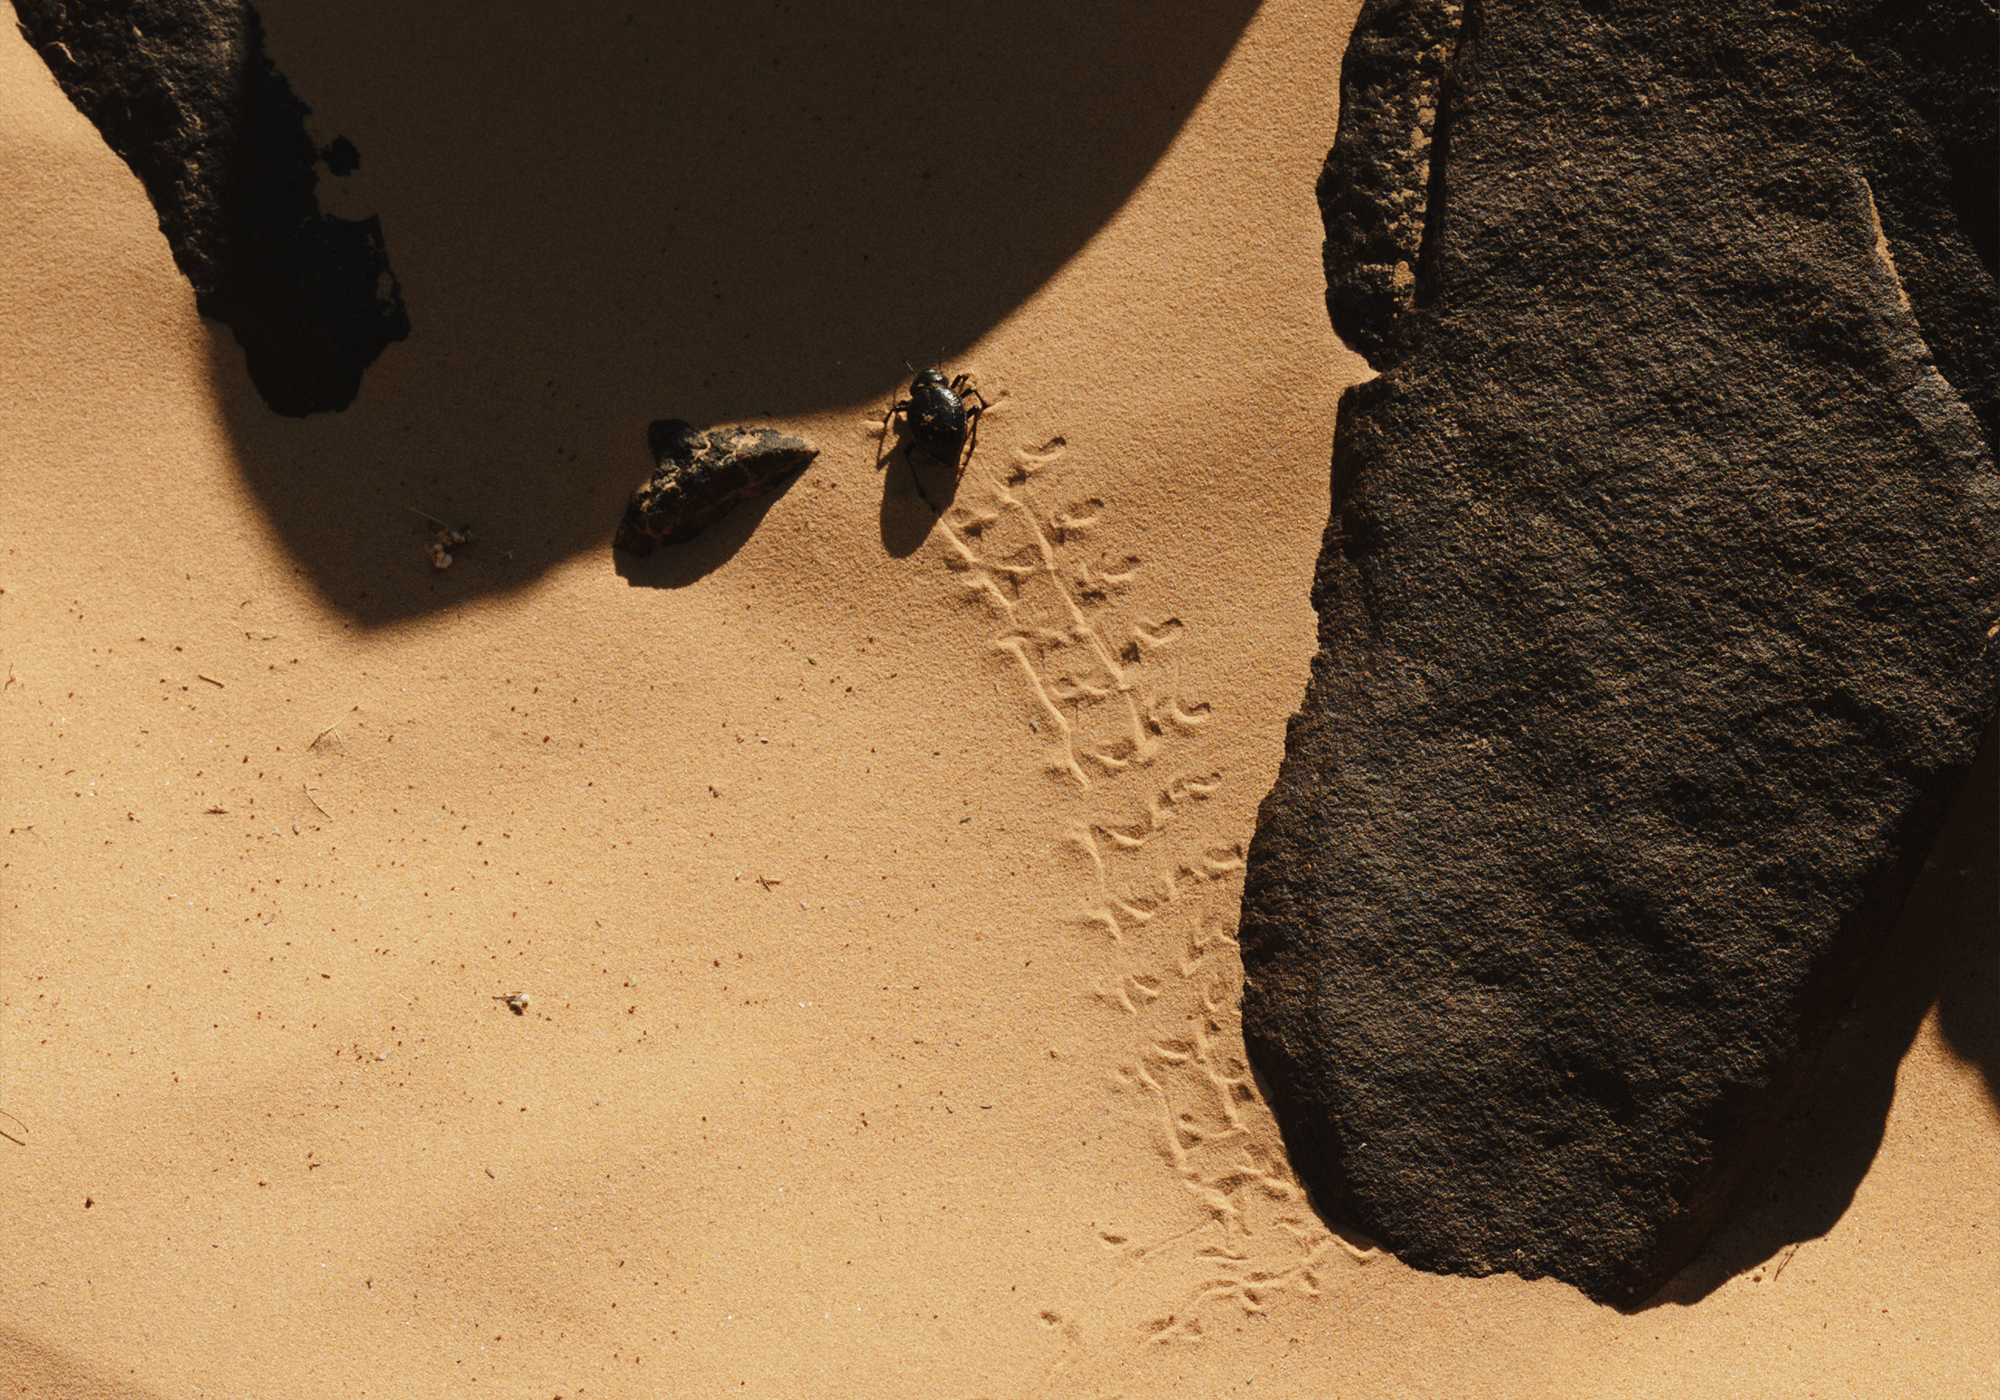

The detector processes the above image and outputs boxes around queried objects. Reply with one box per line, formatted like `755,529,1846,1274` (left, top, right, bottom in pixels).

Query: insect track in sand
938,434,1369,1390
935,439,1209,793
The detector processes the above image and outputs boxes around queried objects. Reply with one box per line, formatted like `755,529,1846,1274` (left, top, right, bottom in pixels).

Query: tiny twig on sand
302,784,331,818
0,1109,28,1147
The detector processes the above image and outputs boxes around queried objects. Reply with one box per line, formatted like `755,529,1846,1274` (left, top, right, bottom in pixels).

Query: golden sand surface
2,2,1993,1395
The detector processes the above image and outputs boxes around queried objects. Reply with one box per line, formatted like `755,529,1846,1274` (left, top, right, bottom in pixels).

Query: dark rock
613,420,819,554
1242,0,2000,1307
1316,0,1464,369
16,0,409,415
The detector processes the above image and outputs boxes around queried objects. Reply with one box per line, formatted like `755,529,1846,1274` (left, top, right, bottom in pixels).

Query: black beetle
880,364,990,509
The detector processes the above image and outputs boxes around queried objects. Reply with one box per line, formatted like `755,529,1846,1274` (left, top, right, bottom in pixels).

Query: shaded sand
2,2,1993,1396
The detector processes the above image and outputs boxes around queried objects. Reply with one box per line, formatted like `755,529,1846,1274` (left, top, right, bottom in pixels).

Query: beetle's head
910,368,949,392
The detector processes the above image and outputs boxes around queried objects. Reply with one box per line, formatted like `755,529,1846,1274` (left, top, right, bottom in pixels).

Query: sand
2,1,1993,1395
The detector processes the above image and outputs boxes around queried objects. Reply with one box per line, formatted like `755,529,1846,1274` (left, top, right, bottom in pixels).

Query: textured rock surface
613,420,819,554
16,0,408,415
1242,0,2000,1306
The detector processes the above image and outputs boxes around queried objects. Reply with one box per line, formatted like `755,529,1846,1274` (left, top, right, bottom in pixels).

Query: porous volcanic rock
16,0,408,415
613,420,819,554
1241,0,1999,1306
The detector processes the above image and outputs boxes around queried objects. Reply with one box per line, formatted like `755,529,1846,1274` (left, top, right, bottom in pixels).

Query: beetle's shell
905,373,968,461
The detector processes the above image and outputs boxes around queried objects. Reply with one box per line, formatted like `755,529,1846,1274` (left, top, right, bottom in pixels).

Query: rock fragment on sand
614,420,819,554
1242,0,1999,1307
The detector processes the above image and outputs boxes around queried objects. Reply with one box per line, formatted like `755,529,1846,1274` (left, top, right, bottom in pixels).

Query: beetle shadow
876,436,967,559
179,0,1262,624
1639,718,1999,1308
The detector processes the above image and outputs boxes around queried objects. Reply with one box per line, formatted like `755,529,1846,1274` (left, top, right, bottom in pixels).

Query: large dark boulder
1241,0,1999,1306
17,0,408,415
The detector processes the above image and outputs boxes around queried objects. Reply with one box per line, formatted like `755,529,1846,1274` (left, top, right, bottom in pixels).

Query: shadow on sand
1644,720,1998,1308
195,0,1258,617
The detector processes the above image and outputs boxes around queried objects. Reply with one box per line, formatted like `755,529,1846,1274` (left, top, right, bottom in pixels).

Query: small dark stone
15,0,409,416
613,421,819,554
320,135,361,177
1242,0,1999,1307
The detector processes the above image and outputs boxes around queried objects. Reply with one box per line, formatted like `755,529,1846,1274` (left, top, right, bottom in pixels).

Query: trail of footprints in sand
911,419,1378,1365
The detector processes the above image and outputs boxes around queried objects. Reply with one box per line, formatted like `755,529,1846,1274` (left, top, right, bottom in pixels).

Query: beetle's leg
960,412,983,481
950,375,993,414
955,379,993,443
957,388,990,482
876,398,912,472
